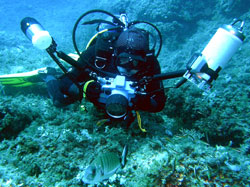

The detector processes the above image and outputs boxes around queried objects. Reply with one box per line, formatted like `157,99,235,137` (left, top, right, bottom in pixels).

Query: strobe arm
136,69,187,88
46,39,69,75
151,70,186,81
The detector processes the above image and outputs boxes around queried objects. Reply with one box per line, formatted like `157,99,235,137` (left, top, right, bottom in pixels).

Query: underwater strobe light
183,19,245,92
21,17,52,50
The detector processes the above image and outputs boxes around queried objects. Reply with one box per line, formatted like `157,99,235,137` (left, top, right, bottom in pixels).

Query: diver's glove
131,94,158,112
83,80,101,103
46,76,80,107
46,78,68,107
123,111,136,128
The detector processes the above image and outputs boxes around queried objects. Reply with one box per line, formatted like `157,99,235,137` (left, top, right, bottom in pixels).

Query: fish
82,145,128,184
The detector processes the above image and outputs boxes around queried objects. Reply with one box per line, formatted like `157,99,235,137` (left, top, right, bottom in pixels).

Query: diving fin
0,67,59,87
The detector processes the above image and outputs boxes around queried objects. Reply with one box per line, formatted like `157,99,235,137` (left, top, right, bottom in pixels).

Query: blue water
0,0,98,50
1,0,250,186
0,0,94,31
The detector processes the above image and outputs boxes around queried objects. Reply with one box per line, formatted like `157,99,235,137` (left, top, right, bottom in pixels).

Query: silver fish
82,145,128,184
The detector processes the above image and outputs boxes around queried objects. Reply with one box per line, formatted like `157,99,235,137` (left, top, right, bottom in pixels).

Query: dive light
21,17,52,50
183,19,245,91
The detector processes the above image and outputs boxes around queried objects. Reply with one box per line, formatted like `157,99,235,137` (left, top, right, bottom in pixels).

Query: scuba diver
45,26,166,126
19,10,169,128
13,10,246,129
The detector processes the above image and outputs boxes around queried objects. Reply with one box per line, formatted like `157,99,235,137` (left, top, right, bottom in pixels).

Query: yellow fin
0,67,47,87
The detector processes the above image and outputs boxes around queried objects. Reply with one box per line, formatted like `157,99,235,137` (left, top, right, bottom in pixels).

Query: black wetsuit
47,31,166,114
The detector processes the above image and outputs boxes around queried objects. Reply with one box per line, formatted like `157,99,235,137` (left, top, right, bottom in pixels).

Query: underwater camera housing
183,19,245,92
97,75,136,118
21,17,52,50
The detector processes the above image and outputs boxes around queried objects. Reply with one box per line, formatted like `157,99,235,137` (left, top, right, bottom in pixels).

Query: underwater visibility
0,0,250,186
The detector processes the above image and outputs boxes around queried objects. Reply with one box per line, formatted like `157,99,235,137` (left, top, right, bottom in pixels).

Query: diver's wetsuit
47,31,166,114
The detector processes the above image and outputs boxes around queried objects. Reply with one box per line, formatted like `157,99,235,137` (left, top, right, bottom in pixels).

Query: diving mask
117,52,146,76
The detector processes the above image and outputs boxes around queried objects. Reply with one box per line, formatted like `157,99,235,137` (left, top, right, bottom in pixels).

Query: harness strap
83,80,95,98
